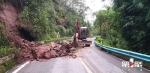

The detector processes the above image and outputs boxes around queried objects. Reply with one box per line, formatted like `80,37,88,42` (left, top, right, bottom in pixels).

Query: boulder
44,51,51,59
33,45,51,59
50,50,58,58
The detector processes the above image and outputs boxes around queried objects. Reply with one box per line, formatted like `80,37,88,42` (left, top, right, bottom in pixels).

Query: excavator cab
79,27,88,40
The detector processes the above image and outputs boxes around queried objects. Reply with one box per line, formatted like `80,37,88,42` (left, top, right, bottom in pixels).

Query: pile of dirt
16,40,76,64
0,1,77,64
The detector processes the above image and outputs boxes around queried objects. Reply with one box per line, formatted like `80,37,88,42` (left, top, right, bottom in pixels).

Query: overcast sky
84,0,113,25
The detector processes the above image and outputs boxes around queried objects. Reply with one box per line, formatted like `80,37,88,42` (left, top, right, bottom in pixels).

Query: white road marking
12,61,30,73
143,68,150,72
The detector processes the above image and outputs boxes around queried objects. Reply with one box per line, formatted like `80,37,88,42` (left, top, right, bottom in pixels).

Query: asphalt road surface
8,38,150,73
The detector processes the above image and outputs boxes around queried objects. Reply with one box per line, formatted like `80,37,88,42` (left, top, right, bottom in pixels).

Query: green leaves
0,46,13,57
19,6,30,24
0,58,15,73
133,0,144,8
95,36,103,44
113,0,150,54
11,0,91,41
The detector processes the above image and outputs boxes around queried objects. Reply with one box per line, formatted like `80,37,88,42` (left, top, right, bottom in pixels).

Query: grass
102,39,110,46
0,58,15,73
0,46,13,58
44,37,71,43
0,37,71,73
96,38,110,46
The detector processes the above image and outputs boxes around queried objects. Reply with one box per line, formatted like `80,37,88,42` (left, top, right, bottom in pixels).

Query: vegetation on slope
94,8,128,49
9,0,91,41
0,0,92,72
94,0,150,54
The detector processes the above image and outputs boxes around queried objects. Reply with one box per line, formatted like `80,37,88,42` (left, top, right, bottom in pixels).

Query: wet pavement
8,38,150,73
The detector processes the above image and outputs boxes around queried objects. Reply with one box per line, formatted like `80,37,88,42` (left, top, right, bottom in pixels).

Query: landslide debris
16,40,76,64
0,1,77,64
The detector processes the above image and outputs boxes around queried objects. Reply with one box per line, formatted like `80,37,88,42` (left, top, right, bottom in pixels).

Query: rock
16,39,77,64
62,40,70,44
40,41,44,45
72,55,77,58
44,52,51,59
59,42,71,50
50,50,58,58
70,48,75,51
68,53,72,56
51,42,57,48
59,41,63,45
30,42,35,47
32,45,51,59
53,44,61,50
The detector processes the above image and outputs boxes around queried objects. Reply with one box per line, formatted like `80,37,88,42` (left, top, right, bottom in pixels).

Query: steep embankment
0,1,35,43
0,1,35,63
0,1,76,64
0,1,23,47
0,2,18,29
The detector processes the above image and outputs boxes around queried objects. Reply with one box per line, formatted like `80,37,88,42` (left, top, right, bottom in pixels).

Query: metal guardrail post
107,50,108,53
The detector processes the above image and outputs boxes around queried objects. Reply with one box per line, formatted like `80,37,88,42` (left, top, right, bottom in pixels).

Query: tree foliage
94,8,127,48
9,0,91,40
95,0,150,54
113,0,150,54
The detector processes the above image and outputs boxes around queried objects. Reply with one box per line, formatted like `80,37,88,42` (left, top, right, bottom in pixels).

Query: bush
44,37,70,43
50,31,57,38
0,21,8,46
56,26,66,37
0,65,6,73
2,58,15,71
0,58,15,73
43,34,52,41
95,36,103,44
0,46,13,57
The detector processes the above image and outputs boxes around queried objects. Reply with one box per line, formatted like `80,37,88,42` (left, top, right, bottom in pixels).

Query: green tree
94,7,127,48
112,0,150,54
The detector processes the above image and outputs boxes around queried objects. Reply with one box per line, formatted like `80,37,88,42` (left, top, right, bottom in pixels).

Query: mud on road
16,40,77,64
0,1,77,64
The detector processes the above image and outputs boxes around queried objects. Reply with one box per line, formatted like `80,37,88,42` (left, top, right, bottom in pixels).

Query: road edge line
143,68,150,72
12,61,30,73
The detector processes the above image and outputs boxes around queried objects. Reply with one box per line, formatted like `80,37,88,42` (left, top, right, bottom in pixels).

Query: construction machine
73,19,92,47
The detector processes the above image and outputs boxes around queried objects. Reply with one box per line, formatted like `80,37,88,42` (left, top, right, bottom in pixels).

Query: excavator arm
74,19,81,39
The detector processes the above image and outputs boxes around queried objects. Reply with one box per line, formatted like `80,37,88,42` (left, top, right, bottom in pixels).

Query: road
8,38,150,73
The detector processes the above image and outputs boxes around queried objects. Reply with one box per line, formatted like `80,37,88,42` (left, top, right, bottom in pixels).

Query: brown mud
0,1,76,64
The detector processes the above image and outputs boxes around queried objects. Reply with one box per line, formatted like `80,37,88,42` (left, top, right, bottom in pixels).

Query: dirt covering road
16,40,77,64
7,38,150,73
0,1,77,64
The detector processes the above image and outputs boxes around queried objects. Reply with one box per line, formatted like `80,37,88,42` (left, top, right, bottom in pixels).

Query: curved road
8,38,150,73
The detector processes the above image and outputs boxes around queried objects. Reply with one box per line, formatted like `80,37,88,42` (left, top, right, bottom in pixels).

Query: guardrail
94,40,150,62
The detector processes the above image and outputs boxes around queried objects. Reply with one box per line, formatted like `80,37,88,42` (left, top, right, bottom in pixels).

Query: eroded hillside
0,0,90,64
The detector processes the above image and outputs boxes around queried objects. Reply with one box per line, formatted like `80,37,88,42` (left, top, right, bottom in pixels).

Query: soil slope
0,2,75,64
